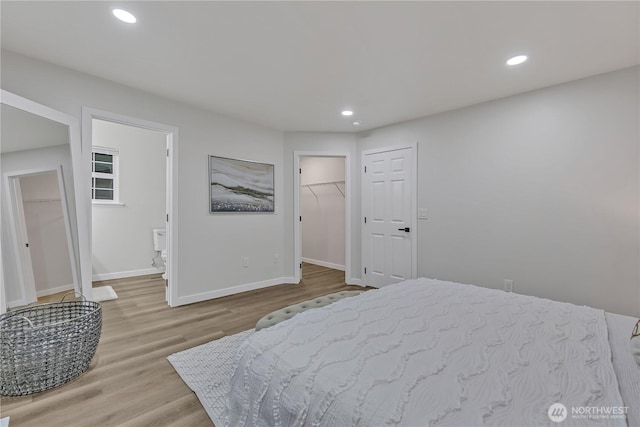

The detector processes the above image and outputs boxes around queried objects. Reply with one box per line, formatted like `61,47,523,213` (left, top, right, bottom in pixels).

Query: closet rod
302,180,345,198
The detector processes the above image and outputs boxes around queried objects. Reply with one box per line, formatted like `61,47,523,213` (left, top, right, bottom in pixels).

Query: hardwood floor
1,264,364,426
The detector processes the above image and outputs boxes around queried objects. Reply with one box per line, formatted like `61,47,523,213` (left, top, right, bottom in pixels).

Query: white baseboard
92,267,164,282
8,284,77,307
36,284,74,298
175,276,295,306
302,257,345,271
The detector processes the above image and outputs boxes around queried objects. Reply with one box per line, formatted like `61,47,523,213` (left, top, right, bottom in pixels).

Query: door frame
4,166,79,306
0,90,87,312
82,108,179,306
361,143,418,285
293,151,355,284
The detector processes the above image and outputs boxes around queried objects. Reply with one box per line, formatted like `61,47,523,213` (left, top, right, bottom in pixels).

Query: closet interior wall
300,156,345,271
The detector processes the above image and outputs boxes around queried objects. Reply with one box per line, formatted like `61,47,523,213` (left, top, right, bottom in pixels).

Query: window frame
91,145,121,205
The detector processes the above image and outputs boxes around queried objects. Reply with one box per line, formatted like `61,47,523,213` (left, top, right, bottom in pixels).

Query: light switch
418,208,428,220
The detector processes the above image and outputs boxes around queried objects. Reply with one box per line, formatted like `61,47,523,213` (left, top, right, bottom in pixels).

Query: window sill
92,201,125,207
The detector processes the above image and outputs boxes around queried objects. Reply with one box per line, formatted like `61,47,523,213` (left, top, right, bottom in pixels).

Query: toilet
152,228,167,279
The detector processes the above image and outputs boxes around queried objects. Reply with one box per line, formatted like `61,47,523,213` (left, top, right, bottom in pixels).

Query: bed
223,278,640,426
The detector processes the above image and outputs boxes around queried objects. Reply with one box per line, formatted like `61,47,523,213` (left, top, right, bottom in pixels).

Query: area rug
92,286,118,302
168,329,253,426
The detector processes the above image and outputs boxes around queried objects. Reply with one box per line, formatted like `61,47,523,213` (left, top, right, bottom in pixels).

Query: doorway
82,108,178,306
300,156,346,279
1,90,87,314
293,151,353,285
90,118,167,283
5,167,78,305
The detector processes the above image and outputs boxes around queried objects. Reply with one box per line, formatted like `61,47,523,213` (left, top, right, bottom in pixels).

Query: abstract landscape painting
209,156,274,213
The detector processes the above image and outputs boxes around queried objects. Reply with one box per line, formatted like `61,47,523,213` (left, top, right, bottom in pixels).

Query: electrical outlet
243,257,249,268
273,253,279,263
504,279,513,293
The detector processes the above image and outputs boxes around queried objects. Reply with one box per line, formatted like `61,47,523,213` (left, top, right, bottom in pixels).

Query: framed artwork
209,155,274,213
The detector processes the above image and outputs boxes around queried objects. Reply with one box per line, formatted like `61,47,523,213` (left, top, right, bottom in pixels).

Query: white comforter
224,278,626,426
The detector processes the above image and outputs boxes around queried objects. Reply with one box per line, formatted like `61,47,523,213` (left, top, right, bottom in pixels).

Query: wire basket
0,292,102,396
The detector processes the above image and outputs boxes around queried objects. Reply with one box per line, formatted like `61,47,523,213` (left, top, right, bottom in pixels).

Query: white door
362,147,414,287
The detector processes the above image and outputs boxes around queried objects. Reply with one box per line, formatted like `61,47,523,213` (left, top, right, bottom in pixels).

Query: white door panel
371,233,385,275
390,235,407,280
363,147,414,287
372,181,385,221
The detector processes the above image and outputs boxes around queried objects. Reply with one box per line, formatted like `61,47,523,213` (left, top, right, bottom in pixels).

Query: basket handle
60,291,87,302
0,315,34,328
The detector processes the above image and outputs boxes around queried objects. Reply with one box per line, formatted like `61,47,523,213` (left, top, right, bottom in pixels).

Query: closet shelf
303,181,345,198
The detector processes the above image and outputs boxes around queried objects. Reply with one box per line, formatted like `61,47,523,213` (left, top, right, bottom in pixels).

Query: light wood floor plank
1,264,365,426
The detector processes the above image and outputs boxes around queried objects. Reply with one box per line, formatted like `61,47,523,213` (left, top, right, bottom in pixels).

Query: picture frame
209,155,274,213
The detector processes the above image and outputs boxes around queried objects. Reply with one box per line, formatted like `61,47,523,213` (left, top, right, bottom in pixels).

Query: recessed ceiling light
341,110,354,116
352,121,361,126
113,8,137,24
506,55,528,66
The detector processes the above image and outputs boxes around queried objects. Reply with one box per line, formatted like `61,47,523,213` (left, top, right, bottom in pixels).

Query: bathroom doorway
83,108,178,305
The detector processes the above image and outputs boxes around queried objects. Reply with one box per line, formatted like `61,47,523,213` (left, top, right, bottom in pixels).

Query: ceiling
1,104,69,154
1,1,638,133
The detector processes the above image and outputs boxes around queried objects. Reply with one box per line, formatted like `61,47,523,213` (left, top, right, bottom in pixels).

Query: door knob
397,227,410,232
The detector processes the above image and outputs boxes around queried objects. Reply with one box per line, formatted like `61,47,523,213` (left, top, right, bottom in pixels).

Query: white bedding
606,313,640,426
224,278,629,426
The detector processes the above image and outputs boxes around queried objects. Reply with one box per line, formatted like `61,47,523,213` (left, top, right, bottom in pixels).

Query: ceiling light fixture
341,110,354,116
506,55,527,66
113,8,137,24
352,121,361,126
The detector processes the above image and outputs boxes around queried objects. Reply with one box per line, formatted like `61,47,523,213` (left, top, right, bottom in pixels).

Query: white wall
300,156,345,186
91,120,167,280
20,172,74,296
1,144,77,304
4,52,636,314
20,170,61,200
1,50,285,305
358,66,640,317
283,133,360,283
301,157,345,270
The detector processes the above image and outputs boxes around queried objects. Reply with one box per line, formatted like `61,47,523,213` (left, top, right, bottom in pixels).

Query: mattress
224,278,637,426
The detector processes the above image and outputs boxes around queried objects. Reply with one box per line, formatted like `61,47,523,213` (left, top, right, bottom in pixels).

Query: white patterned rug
167,330,253,426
